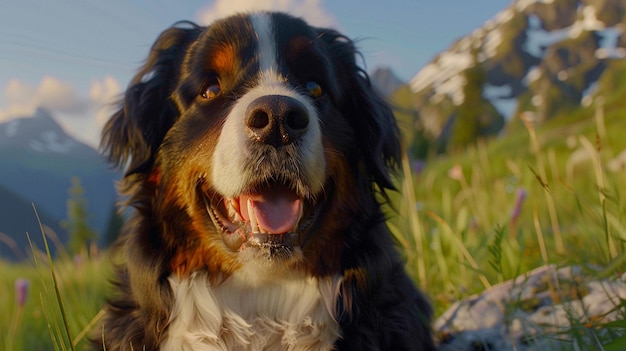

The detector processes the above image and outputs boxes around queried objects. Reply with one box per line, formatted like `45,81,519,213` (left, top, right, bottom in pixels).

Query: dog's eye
305,81,323,98
201,78,221,99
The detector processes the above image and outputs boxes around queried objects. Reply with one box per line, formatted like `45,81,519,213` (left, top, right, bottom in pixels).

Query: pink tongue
239,187,302,234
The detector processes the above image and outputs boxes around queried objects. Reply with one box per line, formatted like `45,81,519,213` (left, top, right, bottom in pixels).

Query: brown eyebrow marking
212,44,236,74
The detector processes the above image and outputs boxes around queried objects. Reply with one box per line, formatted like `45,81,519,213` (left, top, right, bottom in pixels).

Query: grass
399,139,625,306
2,100,626,350
0,232,110,351
388,99,626,348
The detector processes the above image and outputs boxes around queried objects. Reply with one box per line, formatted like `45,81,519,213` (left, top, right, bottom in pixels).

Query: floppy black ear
101,21,203,175
318,30,402,192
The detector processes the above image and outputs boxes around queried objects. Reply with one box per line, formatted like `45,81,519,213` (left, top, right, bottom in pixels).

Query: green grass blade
33,204,76,351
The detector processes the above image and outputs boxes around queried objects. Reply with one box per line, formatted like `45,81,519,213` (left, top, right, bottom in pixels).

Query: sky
0,0,511,148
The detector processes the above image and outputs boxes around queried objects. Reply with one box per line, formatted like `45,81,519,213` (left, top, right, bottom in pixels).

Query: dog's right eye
305,81,323,99
201,77,221,99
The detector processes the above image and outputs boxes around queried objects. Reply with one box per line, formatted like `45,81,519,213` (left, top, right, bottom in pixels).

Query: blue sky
0,0,511,147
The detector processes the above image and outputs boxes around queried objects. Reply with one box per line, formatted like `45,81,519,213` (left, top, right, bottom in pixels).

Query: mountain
403,0,626,152
0,108,97,157
0,108,119,259
0,185,63,260
371,67,405,97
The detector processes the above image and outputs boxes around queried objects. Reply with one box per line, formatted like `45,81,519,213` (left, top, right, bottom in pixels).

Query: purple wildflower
15,278,30,307
510,188,527,224
74,254,84,268
411,160,426,175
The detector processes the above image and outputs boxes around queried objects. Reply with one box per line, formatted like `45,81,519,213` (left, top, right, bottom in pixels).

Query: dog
96,11,436,351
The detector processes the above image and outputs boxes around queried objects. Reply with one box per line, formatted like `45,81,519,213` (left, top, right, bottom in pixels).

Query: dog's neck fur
161,270,342,351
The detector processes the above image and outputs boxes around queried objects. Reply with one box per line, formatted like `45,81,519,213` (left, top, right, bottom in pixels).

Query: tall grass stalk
426,210,491,290
579,135,618,260
532,208,550,266
595,97,607,149
521,114,564,255
400,152,427,289
488,225,506,284
30,205,76,351
544,148,565,254
74,308,105,347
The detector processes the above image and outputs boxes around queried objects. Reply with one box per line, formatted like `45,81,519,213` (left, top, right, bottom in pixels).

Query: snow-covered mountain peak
404,0,626,149
0,108,92,156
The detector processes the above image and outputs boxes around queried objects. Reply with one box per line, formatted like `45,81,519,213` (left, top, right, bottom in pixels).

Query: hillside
397,0,626,154
0,185,63,260
0,108,119,258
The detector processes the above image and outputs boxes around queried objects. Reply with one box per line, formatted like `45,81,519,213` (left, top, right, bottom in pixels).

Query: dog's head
103,12,400,282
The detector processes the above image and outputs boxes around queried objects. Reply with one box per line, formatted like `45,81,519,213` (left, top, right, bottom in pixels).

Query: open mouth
204,182,318,253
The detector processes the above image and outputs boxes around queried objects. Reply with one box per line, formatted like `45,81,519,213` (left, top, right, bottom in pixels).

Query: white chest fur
161,271,341,351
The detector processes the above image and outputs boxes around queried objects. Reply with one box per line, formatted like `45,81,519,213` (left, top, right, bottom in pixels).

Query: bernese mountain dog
96,11,436,351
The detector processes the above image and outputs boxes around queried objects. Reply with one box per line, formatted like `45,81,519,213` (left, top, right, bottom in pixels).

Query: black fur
95,12,436,351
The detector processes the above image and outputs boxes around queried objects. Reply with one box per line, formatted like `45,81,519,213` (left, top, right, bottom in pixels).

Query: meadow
1,99,626,350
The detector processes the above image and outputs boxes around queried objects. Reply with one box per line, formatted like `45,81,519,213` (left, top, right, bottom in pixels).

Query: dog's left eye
305,81,323,98
201,78,221,99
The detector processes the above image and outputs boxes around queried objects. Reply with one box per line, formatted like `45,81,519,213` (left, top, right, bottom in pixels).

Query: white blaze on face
252,12,276,73
211,13,326,198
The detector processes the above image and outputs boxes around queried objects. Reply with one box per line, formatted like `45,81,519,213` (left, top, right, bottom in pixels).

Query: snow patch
410,50,473,105
29,130,76,154
440,75,467,106
5,120,20,138
483,84,513,98
516,0,554,12
580,5,605,32
522,6,624,60
581,81,598,107
473,9,513,62
568,6,602,38
596,26,626,59
491,98,519,120
483,28,503,59
523,15,573,58
496,8,514,24
523,66,542,85
29,140,45,152
483,84,518,119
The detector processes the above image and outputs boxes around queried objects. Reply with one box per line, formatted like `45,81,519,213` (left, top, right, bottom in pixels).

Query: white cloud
4,79,34,106
0,76,121,148
0,76,86,120
1,79,40,120
37,76,89,114
90,76,121,126
90,76,120,105
196,0,337,28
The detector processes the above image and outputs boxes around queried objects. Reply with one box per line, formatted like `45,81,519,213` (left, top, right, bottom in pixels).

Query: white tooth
247,198,259,233
227,200,236,219
231,199,243,222
231,203,243,222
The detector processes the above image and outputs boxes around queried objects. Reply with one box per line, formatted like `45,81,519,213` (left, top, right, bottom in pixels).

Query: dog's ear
318,30,402,192
101,22,203,175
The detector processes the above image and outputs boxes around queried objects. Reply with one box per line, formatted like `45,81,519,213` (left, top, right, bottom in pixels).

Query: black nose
245,95,309,147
